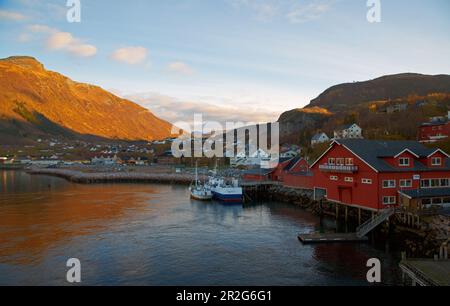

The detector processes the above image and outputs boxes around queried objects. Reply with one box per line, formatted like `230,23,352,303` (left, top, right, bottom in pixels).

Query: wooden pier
400,259,450,286
298,232,369,244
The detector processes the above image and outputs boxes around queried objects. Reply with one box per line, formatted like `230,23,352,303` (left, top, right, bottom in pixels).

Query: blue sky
0,0,449,124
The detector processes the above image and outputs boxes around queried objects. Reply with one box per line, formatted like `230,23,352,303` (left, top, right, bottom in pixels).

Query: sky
0,0,449,125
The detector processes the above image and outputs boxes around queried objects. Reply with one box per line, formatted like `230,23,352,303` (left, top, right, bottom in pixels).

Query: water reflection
0,171,401,285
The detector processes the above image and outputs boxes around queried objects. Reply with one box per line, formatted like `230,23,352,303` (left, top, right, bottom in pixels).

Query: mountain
0,56,174,143
278,73,450,144
308,73,450,112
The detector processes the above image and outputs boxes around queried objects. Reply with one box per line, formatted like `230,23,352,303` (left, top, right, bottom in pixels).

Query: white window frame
399,157,410,167
345,177,354,183
431,157,442,166
362,178,372,184
383,180,396,188
328,158,335,165
330,176,338,181
383,196,396,205
345,158,354,166
399,179,412,188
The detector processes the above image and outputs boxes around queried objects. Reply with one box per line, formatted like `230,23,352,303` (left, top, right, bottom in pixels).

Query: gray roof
312,133,327,141
284,157,302,171
243,168,274,176
399,188,450,199
336,139,450,172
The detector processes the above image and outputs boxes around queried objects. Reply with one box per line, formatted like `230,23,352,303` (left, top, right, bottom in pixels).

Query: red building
310,139,450,212
418,114,450,143
283,157,314,189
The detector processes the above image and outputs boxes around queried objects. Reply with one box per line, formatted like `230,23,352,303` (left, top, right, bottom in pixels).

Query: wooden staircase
356,208,396,238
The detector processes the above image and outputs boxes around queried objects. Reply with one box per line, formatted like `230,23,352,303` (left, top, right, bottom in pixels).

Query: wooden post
345,206,348,224
358,208,361,225
336,203,339,219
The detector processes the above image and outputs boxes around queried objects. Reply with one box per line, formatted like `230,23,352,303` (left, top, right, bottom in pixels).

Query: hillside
278,73,450,145
309,73,450,112
0,56,174,143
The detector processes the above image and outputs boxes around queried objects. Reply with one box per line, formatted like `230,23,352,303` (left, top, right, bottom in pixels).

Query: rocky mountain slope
0,56,174,143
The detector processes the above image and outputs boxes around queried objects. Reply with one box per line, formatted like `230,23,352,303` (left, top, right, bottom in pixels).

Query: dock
298,232,369,244
400,259,450,286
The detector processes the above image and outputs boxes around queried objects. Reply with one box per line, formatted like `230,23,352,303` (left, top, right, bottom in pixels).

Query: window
345,177,353,182
383,180,396,188
383,196,396,205
421,178,450,188
421,199,431,205
336,158,345,166
362,178,372,184
345,158,354,166
432,157,442,166
399,179,412,188
330,176,338,181
328,158,335,165
399,158,410,167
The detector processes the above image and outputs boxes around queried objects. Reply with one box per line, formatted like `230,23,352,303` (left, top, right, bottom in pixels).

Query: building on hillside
156,150,182,165
311,132,330,146
333,124,363,140
310,139,450,212
418,112,450,143
230,148,271,168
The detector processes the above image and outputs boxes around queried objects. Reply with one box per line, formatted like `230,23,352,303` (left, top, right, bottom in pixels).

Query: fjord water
0,171,401,285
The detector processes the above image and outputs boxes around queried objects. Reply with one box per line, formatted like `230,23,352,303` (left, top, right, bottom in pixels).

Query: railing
319,164,358,173
356,208,395,238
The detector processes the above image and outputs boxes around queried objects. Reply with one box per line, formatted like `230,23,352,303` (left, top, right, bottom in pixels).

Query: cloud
229,0,333,23
167,61,194,75
111,47,148,65
286,1,333,24
0,10,27,21
25,24,97,57
126,92,279,125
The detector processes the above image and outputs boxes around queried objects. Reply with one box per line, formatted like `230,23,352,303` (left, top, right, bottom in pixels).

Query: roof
336,123,359,131
312,133,328,141
243,167,275,176
399,188,450,199
283,157,302,171
314,139,450,172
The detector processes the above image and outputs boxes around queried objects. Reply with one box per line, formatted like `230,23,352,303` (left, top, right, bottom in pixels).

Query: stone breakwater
27,168,201,185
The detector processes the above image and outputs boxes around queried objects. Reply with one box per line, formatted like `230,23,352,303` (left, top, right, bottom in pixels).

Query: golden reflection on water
0,181,157,265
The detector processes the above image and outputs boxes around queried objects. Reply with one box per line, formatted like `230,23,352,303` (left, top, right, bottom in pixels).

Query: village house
418,112,450,143
333,124,363,140
91,155,120,166
311,132,330,146
310,139,450,212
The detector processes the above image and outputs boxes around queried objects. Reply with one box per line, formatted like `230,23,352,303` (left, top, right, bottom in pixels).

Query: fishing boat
189,163,212,201
208,177,243,203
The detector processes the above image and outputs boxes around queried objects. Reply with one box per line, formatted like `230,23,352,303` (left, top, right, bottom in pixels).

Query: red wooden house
283,157,314,189
418,114,450,143
310,139,450,212
242,157,295,182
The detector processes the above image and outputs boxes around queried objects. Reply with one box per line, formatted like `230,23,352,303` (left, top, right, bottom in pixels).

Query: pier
298,232,368,244
400,259,450,286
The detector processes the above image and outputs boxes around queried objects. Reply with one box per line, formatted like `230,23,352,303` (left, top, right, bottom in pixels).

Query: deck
400,259,450,286
298,232,369,244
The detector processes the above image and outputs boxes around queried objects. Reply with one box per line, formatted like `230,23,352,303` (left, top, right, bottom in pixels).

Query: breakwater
27,168,201,185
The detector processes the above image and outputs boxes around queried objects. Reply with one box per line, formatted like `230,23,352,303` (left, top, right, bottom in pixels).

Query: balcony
319,164,358,173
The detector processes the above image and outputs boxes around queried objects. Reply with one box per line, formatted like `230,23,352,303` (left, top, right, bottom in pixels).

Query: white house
333,123,363,139
311,133,330,146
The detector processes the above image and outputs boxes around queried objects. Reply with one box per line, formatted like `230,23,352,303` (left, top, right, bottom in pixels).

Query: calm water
0,171,401,286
